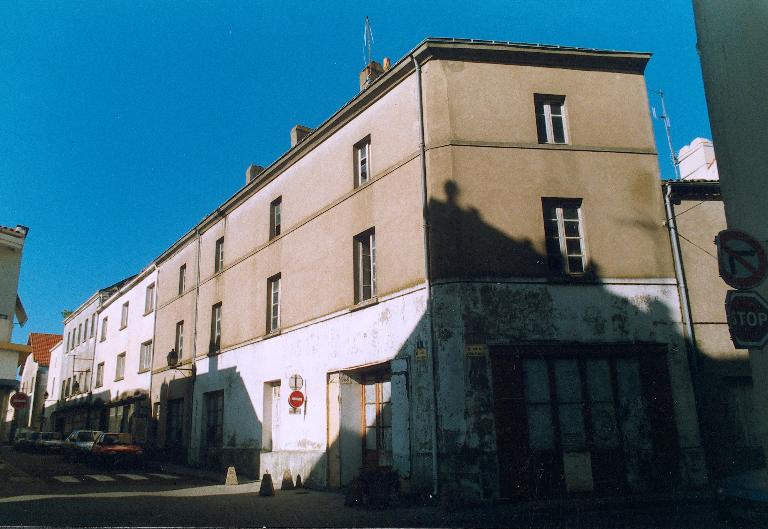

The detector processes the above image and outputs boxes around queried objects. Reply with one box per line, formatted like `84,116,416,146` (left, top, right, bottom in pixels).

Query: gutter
411,54,440,498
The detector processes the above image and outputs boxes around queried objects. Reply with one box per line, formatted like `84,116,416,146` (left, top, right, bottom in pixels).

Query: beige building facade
140,39,707,501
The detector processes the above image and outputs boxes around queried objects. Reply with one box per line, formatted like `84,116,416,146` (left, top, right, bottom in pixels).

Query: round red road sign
717,229,768,289
10,392,29,409
288,390,305,409
725,290,768,348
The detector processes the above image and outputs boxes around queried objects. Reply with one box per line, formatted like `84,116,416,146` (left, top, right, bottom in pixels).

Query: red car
90,432,144,467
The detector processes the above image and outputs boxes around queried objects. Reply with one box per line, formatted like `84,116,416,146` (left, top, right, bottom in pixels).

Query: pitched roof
26,333,62,367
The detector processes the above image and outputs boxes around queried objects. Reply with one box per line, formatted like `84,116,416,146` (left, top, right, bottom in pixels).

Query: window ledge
119,325,127,331
143,310,154,317
350,296,379,312
114,377,124,382
263,329,281,340
138,368,150,374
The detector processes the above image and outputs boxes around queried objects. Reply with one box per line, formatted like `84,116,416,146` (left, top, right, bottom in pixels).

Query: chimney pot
245,164,265,185
382,57,391,70
359,60,385,91
290,124,314,147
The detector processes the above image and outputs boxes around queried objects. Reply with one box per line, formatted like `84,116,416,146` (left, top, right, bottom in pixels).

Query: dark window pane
545,219,560,238
564,220,580,237
568,256,584,273
552,115,565,143
563,207,579,220
549,102,563,116
536,113,548,143
566,238,582,255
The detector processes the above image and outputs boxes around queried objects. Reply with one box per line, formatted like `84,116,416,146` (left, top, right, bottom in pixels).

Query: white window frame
139,340,152,372
120,302,129,329
535,94,568,144
354,137,371,187
270,197,282,240
268,274,281,332
116,352,126,381
178,264,186,295
214,237,225,274
144,283,155,315
211,303,222,353
543,199,587,275
175,320,185,357
100,317,108,342
96,362,104,388
354,228,376,303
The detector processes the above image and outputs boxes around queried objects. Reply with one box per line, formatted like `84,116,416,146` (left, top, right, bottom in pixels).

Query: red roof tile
26,333,62,367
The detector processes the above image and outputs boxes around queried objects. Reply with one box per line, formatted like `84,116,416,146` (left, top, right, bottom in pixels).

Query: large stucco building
45,38,710,502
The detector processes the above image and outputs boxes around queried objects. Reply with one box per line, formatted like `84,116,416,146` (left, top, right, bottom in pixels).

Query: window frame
269,197,282,240
542,198,587,276
144,283,155,315
96,362,104,388
100,317,108,342
115,352,126,381
120,301,129,330
178,264,187,295
214,237,225,274
210,302,222,354
175,320,185,358
139,340,153,372
353,135,371,187
353,228,377,304
534,94,569,145
267,273,281,333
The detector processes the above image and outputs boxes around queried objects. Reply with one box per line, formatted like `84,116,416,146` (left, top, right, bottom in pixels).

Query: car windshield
100,433,131,445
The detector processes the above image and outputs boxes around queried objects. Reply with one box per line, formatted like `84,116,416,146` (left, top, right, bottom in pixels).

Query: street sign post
725,290,768,348
288,390,305,409
717,229,768,289
9,392,28,409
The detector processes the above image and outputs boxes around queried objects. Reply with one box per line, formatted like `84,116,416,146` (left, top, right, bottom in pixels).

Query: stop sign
9,392,28,409
725,290,768,348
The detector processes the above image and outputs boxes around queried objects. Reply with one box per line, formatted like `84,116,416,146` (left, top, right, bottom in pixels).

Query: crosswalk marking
85,474,116,482
147,473,180,480
115,473,148,480
53,475,81,483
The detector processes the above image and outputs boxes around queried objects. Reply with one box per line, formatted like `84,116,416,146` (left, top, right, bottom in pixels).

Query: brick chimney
359,60,385,91
245,164,265,185
290,125,314,147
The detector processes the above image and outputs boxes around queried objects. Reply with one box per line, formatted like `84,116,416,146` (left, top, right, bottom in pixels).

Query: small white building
18,333,61,430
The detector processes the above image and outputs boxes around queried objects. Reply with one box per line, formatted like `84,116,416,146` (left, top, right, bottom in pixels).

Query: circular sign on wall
10,392,29,409
288,390,305,409
717,229,768,289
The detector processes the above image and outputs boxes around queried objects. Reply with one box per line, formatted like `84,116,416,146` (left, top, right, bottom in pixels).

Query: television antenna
364,16,374,66
652,89,680,180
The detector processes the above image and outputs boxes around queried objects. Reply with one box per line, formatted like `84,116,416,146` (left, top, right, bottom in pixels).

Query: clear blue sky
1,1,710,343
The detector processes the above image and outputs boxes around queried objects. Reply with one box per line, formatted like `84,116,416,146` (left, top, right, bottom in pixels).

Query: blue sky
1,1,710,343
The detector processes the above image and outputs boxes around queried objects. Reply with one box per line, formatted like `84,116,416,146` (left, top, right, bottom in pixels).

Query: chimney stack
245,164,265,185
291,125,314,147
359,60,385,91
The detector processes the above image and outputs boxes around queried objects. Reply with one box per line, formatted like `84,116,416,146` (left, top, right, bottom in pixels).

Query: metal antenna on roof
364,16,374,66
651,89,680,179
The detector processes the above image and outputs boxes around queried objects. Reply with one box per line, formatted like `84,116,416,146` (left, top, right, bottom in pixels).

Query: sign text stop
725,290,768,348
9,392,29,409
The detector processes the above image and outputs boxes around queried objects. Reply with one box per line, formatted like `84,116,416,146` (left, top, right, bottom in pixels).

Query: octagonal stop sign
725,290,768,348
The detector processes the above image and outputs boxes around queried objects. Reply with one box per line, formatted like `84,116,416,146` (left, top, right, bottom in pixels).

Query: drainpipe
188,227,202,462
411,54,440,498
663,182,705,454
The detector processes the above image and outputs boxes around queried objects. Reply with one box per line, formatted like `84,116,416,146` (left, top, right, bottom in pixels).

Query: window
66,332,71,352
77,324,82,345
90,314,96,337
120,302,129,329
175,321,185,357
178,264,186,295
267,274,281,333
139,340,152,372
535,94,568,144
100,317,108,342
270,197,282,239
64,379,70,397
96,363,104,388
166,398,184,446
354,228,376,303
214,237,224,273
115,353,126,381
354,136,371,187
210,302,222,354
363,373,392,468
83,369,90,392
84,319,89,341
144,283,155,314
204,390,224,449
543,199,586,275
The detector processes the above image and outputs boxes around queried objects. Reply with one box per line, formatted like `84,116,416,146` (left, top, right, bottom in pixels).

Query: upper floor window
100,317,108,342
267,274,281,333
139,340,153,372
535,94,568,144
84,319,89,341
175,320,185,357
210,302,222,354
66,332,71,352
178,264,187,295
215,237,225,273
543,199,586,275
116,352,126,381
270,197,282,240
120,302,129,329
77,324,82,345
145,283,155,314
90,314,96,337
354,228,376,303
96,362,104,388
354,136,371,187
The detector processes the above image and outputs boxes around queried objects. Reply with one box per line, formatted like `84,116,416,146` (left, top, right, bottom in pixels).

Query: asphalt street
0,446,754,528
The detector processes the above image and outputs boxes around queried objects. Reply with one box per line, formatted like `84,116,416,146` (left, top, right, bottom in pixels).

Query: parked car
36,432,64,453
12,429,34,451
90,432,144,467
717,468,768,525
63,430,103,460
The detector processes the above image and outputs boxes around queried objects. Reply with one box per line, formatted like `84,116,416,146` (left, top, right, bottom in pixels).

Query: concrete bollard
259,471,275,496
225,466,238,486
281,469,295,490
295,474,303,488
